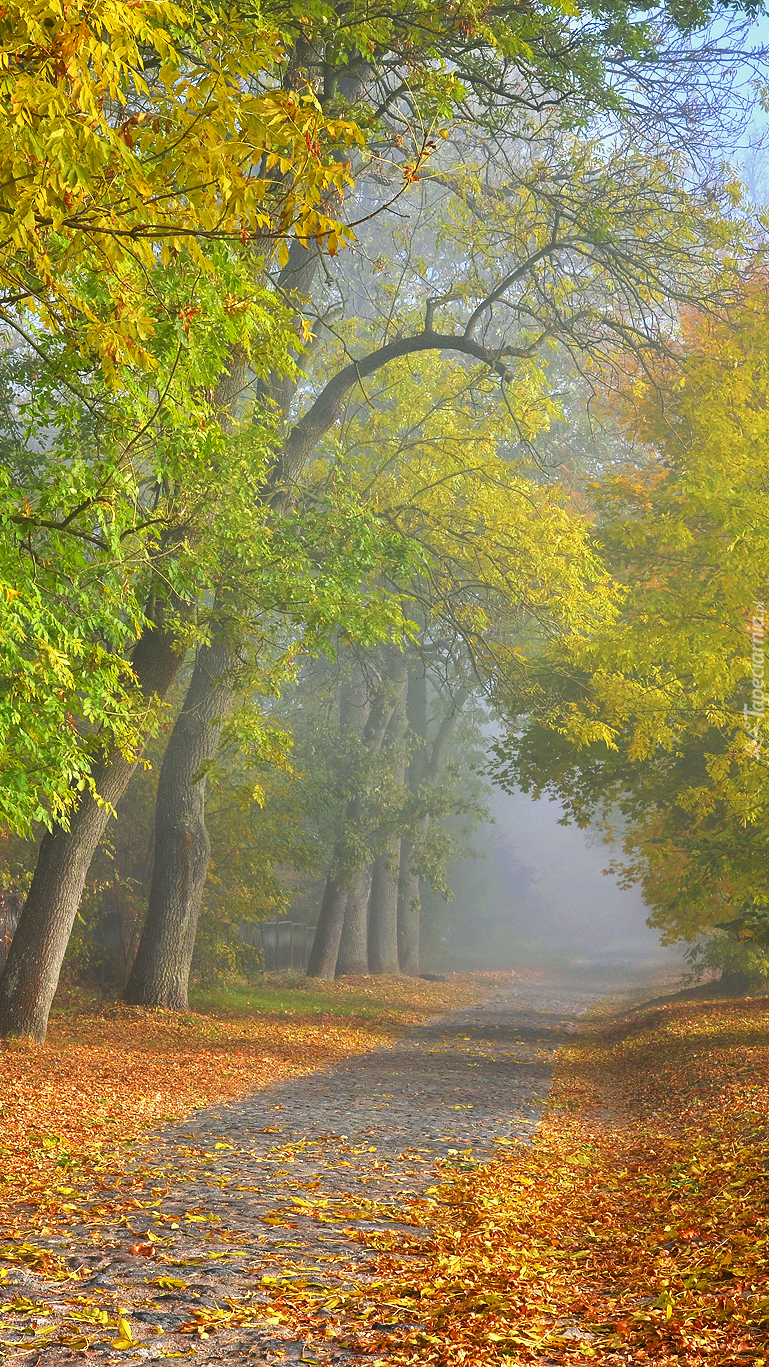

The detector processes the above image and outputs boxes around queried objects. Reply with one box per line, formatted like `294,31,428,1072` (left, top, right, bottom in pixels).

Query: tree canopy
2,0,769,1036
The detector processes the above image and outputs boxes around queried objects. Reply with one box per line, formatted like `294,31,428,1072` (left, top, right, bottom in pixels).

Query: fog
422,786,682,974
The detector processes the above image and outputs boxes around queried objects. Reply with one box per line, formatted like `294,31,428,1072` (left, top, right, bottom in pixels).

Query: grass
188,971,482,1019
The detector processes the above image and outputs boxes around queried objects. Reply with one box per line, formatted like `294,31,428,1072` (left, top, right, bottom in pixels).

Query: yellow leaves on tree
0,0,361,368
308,348,616,681
493,278,769,946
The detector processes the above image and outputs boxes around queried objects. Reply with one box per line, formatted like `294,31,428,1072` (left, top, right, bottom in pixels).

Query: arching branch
277,326,539,487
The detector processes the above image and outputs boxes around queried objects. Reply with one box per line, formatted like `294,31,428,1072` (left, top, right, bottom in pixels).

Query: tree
0,0,370,831
0,0,377,1039
306,652,406,979
492,279,769,954
0,248,302,832
332,659,375,977
0,252,306,1037
3,0,763,1034
122,490,415,1008
126,98,756,1004
398,670,469,975
139,107,746,997
302,341,615,979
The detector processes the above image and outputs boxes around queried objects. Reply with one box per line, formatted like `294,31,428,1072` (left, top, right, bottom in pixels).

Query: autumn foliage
0,975,480,1241
348,998,769,1365
4,982,769,1365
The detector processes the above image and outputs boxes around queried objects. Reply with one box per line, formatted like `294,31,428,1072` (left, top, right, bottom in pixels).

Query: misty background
418,785,678,973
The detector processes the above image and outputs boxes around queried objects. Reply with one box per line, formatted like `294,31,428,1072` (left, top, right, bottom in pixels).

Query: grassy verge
332,995,769,1366
186,972,486,1019
0,972,499,1241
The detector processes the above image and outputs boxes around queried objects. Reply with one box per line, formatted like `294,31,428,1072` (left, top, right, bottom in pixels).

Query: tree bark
306,870,349,981
278,330,519,489
368,841,401,974
397,835,422,975
398,669,428,974
368,662,407,974
123,628,237,1009
335,865,371,976
333,663,371,976
397,677,468,974
0,620,184,1041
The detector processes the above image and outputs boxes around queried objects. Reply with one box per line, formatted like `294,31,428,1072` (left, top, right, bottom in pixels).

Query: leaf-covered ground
357,995,769,1366
0,970,563,1362
0,974,486,1244
3,977,769,1366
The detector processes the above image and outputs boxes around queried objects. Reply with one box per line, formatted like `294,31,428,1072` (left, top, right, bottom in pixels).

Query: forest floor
2,970,769,1366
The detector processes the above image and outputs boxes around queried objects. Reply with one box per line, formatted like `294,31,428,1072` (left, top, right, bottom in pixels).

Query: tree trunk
123,629,237,1009
368,841,401,974
368,661,407,974
397,675,468,974
397,835,422,975
397,668,428,974
0,621,184,1042
307,675,395,980
306,867,348,980
123,349,252,1010
335,865,371,976
333,663,371,976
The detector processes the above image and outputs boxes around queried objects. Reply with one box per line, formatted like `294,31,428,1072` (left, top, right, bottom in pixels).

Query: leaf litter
0,973,494,1360
5,975,767,1365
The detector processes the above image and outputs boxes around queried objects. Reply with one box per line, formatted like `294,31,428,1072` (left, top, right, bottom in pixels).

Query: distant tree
303,345,616,980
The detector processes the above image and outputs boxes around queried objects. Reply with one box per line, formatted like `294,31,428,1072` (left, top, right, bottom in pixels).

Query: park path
5,973,616,1365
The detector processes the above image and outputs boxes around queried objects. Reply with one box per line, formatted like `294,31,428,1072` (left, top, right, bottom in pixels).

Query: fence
239,921,314,973
0,889,21,971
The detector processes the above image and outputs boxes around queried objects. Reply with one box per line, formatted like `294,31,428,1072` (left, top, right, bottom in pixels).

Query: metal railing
239,921,314,972
0,891,21,971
